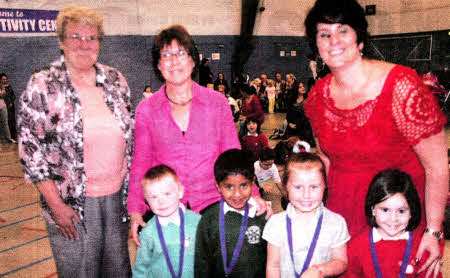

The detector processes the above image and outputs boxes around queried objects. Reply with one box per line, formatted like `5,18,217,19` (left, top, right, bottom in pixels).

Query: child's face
217,174,253,210
259,159,274,170
247,121,257,133
287,165,325,215
372,193,411,238
143,174,183,218
145,87,152,93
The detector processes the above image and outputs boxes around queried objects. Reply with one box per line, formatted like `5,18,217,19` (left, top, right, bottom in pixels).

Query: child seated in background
345,169,442,278
133,165,201,278
264,152,349,278
142,85,152,99
241,117,269,162
255,148,282,195
195,149,267,278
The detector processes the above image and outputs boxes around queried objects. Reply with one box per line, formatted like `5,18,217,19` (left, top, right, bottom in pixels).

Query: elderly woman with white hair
18,5,132,277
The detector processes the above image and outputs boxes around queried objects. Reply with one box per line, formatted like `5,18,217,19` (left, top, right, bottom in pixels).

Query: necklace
286,212,323,278
155,207,185,278
165,89,193,106
369,229,413,278
219,199,249,276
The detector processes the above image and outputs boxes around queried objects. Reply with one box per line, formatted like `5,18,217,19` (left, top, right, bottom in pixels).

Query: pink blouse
78,86,127,197
128,82,242,214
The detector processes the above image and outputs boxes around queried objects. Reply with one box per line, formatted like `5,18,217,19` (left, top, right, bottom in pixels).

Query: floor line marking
23,227,47,232
0,201,40,213
0,256,53,277
0,235,49,254
0,215,42,229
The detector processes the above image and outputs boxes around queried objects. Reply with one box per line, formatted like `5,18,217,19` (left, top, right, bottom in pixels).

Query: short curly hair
56,5,104,43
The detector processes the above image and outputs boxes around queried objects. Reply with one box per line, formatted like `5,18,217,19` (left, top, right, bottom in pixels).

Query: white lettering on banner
0,11,14,17
0,18,37,32
38,19,56,32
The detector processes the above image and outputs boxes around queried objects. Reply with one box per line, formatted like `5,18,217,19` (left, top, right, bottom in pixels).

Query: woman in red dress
304,0,447,276
239,84,264,138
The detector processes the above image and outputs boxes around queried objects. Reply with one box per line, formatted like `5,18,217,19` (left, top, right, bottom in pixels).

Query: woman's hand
288,123,297,129
239,115,246,120
253,195,273,219
50,203,81,241
130,212,146,247
300,266,324,278
416,233,441,278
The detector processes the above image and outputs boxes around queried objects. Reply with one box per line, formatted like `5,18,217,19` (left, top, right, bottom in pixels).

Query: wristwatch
423,228,443,242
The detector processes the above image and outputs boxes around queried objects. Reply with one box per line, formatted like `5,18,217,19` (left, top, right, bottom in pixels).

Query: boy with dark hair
195,149,267,277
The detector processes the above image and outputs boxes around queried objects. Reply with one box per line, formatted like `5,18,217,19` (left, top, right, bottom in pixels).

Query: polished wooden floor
1,112,449,277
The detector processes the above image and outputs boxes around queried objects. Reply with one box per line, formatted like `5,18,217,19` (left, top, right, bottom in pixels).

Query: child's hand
262,184,273,194
300,266,324,278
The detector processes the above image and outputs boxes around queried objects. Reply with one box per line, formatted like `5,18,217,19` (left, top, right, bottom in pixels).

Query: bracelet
423,228,443,242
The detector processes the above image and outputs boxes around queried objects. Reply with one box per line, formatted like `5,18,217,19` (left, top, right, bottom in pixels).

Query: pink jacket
128,82,243,213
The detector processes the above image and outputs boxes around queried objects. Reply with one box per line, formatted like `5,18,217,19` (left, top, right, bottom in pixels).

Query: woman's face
298,83,306,95
158,40,195,87
286,75,292,83
219,73,224,80
316,23,362,70
59,22,100,72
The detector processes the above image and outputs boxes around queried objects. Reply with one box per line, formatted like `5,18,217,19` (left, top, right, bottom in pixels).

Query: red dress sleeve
391,67,447,145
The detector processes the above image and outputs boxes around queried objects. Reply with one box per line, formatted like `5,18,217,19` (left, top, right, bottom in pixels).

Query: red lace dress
305,65,446,236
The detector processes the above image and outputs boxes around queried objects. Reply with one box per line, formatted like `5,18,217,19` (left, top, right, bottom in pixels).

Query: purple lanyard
219,199,249,276
369,230,413,278
286,212,323,278
155,207,185,278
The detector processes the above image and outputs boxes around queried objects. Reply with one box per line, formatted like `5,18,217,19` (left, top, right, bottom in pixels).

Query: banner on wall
0,8,59,33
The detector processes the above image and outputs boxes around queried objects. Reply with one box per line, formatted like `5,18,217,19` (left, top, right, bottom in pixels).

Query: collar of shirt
247,132,258,137
286,202,324,222
59,55,104,88
157,203,186,227
223,197,257,218
372,227,410,242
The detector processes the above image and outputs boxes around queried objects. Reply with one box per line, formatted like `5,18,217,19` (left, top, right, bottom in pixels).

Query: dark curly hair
304,0,368,55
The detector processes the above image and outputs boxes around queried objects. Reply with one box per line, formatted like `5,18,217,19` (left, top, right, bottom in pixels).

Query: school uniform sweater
133,209,201,278
194,202,267,278
345,228,442,278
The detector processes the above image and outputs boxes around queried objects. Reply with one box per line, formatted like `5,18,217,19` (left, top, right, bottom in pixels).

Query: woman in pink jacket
128,25,270,246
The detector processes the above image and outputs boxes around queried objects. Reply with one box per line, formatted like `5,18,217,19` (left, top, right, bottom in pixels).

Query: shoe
8,138,17,144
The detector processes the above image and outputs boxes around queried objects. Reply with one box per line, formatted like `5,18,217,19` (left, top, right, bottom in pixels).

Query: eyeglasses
161,50,188,60
67,34,99,43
